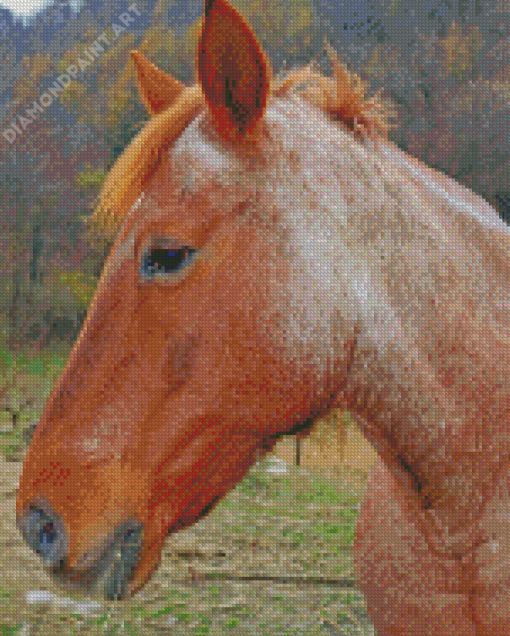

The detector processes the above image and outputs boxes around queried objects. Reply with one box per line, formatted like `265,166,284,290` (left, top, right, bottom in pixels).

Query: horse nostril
18,505,67,567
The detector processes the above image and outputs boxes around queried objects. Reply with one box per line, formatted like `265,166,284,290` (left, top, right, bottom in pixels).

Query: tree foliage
0,0,508,353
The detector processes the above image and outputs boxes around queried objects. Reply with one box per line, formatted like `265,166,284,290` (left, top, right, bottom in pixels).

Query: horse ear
197,0,271,141
131,51,185,115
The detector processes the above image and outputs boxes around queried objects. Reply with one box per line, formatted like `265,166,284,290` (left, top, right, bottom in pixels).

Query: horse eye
140,245,197,280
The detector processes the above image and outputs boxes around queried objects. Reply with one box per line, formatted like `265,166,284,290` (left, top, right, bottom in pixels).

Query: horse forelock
91,62,395,237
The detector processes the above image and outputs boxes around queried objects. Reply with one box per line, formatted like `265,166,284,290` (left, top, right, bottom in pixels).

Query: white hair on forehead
166,93,407,367
172,113,234,187
124,87,508,379
169,95,364,196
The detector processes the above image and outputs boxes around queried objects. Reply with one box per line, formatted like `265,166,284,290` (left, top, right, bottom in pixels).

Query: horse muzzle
17,501,143,600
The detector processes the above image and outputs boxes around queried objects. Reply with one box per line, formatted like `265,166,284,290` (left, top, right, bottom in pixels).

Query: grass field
0,348,377,635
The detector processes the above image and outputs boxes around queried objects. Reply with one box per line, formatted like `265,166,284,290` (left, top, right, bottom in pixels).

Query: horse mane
91,45,396,237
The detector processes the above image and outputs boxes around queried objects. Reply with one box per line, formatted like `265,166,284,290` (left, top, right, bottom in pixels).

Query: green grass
0,347,68,382
0,345,70,459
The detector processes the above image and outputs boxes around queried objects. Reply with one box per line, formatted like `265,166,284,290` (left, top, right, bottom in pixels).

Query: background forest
0,0,508,408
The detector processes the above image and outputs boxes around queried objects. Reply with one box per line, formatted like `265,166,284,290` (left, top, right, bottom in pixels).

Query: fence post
295,433,303,467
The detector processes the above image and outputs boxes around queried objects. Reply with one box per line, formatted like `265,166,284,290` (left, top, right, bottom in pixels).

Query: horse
16,0,510,633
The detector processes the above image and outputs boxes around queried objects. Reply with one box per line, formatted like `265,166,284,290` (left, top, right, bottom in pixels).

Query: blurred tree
234,0,320,72
360,22,509,220
442,21,482,83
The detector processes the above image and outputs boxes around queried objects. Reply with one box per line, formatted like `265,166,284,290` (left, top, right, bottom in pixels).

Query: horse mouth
18,504,143,601
61,520,143,601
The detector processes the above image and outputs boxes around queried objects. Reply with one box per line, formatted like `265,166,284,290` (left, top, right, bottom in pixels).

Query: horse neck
172,94,510,551
332,139,510,553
